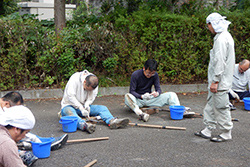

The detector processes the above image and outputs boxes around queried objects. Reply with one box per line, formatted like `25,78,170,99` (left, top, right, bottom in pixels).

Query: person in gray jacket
195,12,235,142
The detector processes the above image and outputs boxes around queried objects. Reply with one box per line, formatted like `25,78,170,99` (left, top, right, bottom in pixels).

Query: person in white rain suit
195,13,235,142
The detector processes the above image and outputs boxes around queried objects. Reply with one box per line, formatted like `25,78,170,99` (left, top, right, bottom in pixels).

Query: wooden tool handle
194,113,203,116
67,137,109,143
84,159,97,167
129,123,186,130
231,118,239,121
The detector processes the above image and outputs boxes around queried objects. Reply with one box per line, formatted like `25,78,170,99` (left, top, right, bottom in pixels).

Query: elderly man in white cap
0,105,35,167
195,12,235,142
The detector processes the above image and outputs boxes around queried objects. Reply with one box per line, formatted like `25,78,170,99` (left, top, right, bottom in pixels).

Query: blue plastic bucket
169,105,185,120
31,137,55,159
59,116,78,133
243,97,250,110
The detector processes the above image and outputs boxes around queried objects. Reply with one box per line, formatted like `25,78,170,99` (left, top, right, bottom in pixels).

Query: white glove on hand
84,104,90,112
81,109,90,118
142,93,152,100
151,91,159,97
229,89,240,100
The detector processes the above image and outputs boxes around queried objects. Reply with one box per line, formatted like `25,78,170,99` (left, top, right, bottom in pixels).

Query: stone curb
0,84,207,100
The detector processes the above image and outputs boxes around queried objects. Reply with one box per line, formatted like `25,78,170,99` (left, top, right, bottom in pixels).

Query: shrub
0,13,50,89
113,9,211,84
0,4,250,91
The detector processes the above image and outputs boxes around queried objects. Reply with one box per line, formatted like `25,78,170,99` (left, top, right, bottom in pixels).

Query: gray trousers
203,90,233,131
125,92,180,115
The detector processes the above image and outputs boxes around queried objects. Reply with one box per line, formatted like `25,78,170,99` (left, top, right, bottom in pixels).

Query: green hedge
0,9,250,91
113,10,211,84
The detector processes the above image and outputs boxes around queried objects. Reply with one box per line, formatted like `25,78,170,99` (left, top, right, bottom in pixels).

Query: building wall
18,2,75,20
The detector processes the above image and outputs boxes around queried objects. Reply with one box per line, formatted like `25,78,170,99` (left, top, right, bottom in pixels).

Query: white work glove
142,93,152,100
151,91,159,97
81,109,90,118
229,89,240,100
24,133,42,143
84,103,90,112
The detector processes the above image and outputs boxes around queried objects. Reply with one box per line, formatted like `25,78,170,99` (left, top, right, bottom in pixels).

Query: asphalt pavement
23,92,250,167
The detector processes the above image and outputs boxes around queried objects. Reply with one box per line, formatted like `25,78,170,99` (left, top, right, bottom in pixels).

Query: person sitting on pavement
228,59,250,110
59,70,130,134
0,105,36,167
124,59,192,122
0,91,68,166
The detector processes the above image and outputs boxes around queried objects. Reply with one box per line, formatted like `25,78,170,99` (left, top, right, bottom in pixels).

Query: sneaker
109,118,129,129
19,151,38,167
230,105,237,110
139,113,150,122
51,134,68,151
84,123,96,134
229,103,236,110
183,107,195,118
183,110,195,116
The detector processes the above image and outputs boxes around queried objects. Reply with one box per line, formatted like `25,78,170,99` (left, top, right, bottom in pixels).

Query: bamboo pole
67,137,109,143
129,123,186,130
84,159,97,167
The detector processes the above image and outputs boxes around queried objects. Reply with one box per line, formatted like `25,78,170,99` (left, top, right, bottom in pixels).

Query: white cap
206,12,231,33
0,105,35,130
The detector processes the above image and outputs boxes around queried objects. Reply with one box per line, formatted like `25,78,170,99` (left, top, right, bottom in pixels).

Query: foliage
1,1,250,91
227,10,250,61
0,13,50,89
0,0,19,16
113,9,211,84
231,0,250,11
71,1,101,25
100,0,127,24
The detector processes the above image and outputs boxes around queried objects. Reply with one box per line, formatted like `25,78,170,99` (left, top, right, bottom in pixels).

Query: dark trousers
229,91,250,100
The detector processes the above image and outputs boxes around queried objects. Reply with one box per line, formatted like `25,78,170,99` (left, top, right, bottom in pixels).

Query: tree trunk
54,0,66,35
0,0,4,16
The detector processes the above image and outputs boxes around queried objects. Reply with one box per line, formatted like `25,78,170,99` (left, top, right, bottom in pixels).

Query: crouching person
59,70,129,134
0,91,68,153
0,105,35,167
